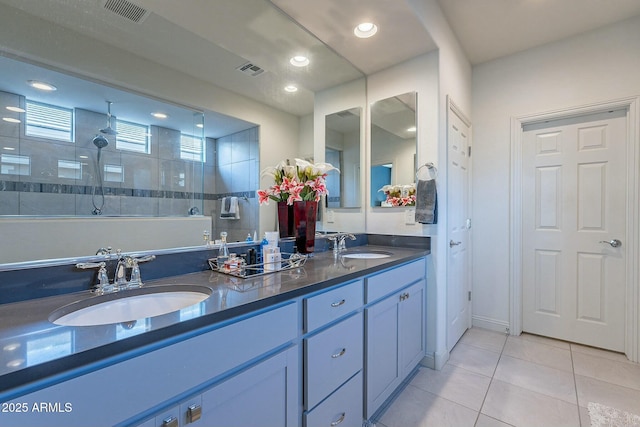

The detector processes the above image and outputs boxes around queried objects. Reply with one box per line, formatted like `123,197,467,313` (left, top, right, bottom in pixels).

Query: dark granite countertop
0,244,428,399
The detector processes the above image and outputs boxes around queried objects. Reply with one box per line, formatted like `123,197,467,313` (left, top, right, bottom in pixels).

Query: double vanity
0,237,428,427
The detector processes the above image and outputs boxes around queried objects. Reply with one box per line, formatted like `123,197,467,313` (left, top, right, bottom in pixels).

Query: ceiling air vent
103,0,150,23
236,62,265,77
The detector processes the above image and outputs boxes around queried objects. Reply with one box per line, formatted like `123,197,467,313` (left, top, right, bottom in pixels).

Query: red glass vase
277,201,318,253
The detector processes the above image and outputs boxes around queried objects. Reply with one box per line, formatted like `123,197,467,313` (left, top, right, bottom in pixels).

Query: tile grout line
569,344,584,426
473,332,509,427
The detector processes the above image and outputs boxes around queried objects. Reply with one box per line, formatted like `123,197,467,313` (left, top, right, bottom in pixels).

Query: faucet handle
128,259,142,288
76,261,106,270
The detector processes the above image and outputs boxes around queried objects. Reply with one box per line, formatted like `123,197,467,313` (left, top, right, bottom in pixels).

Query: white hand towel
220,196,240,219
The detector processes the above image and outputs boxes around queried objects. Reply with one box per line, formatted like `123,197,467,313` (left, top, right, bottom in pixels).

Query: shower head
92,134,109,149
100,101,117,135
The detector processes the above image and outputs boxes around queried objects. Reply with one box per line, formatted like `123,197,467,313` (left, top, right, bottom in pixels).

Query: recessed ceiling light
6,106,25,113
3,147,16,151
6,358,24,368
78,155,89,159
284,85,298,93
27,80,57,91
407,126,416,132
290,55,309,67
354,22,378,38
151,112,168,119
2,117,21,123
3,343,20,351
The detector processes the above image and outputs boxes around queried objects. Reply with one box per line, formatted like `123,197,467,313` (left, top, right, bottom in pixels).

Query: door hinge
468,146,472,157
468,291,472,301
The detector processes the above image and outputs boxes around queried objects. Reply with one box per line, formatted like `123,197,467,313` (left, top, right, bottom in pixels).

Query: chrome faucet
76,250,156,294
327,233,356,255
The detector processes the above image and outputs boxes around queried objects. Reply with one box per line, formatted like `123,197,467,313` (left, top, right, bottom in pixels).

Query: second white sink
341,251,392,259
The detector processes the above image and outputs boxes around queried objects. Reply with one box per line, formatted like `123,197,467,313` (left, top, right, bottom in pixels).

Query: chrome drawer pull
330,412,346,426
162,416,178,427
331,348,347,358
330,299,346,308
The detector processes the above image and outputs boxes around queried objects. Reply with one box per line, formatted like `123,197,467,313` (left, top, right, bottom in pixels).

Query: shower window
180,134,205,162
25,100,73,142
115,119,150,153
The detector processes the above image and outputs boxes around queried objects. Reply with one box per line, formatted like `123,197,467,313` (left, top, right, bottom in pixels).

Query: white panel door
447,102,472,351
522,110,627,351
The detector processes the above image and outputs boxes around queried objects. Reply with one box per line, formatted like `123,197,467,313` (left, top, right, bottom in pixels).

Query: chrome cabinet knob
599,239,622,248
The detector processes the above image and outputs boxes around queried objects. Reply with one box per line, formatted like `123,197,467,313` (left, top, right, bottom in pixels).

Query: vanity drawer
365,258,425,303
304,371,363,427
305,312,363,410
305,279,363,332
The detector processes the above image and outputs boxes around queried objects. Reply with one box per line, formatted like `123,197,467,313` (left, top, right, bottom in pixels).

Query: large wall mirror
324,108,361,208
370,92,417,207
0,0,364,264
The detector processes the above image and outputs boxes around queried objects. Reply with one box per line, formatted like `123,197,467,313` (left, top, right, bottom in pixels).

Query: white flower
295,158,340,176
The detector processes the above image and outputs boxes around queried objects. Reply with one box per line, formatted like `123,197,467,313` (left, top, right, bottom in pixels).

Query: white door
447,101,472,351
522,109,627,352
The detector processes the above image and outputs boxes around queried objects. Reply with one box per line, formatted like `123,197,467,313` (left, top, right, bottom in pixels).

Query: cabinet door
399,280,425,377
365,294,399,419
200,346,299,427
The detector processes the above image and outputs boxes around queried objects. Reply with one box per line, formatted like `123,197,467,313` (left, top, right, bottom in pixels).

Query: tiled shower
0,89,259,243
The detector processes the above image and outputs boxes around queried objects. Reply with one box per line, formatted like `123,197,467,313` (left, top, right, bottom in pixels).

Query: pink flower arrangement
258,158,339,205
379,184,416,207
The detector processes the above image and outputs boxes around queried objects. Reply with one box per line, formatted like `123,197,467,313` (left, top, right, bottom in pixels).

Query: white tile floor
374,328,640,427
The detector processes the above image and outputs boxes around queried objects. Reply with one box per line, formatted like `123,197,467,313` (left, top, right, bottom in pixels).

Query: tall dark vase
277,201,318,253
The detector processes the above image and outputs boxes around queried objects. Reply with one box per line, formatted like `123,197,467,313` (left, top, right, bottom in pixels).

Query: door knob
599,239,622,248
449,240,462,247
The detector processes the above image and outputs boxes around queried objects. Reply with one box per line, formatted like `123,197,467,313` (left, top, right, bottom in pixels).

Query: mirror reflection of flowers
379,183,416,207
258,158,340,205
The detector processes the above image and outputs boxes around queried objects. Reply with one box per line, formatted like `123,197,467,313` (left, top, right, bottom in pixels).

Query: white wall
471,16,640,331
404,0,472,369
366,53,439,234
0,7,300,258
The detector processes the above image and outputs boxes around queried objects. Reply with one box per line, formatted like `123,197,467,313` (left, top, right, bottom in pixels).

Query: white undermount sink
341,251,392,259
49,285,211,327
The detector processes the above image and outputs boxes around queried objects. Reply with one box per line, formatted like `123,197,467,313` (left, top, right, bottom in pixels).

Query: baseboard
420,348,449,371
472,315,510,334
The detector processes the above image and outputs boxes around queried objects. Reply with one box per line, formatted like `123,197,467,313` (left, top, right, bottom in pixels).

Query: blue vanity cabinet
2,302,299,427
196,346,299,427
364,259,426,419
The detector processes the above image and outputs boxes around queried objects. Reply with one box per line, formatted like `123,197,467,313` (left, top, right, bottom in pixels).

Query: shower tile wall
211,126,259,243
0,90,209,217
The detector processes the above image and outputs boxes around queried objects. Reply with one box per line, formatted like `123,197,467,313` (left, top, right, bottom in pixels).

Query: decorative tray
208,252,307,279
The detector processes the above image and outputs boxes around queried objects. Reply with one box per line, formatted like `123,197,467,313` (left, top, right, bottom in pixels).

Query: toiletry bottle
218,231,229,266
246,248,256,276
245,233,253,242
259,234,269,272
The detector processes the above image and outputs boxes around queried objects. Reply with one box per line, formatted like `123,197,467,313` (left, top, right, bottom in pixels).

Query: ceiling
1,0,639,130
435,0,640,65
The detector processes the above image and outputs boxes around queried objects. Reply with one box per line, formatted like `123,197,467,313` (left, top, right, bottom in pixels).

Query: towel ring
416,162,438,180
